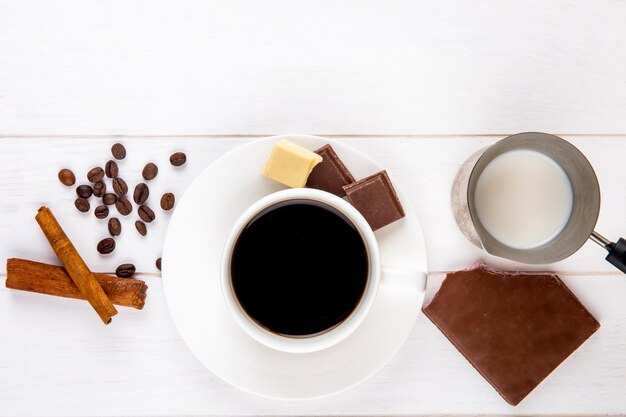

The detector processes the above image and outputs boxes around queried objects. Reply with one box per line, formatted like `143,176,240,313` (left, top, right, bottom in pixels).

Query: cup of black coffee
221,188,424,353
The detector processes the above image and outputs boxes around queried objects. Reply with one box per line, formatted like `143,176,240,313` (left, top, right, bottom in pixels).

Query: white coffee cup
221,188,425,353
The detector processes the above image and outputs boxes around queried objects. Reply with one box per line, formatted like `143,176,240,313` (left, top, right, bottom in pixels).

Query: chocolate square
342,170,405,231
305,145,356,197
423,265,600,406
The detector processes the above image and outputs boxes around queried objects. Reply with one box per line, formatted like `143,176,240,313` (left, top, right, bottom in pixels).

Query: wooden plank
1,1,626,135
0,272,623,416
0,136,623,274
1,136,625,416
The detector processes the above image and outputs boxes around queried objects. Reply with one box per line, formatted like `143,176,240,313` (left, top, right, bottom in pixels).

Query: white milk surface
474,149,573,249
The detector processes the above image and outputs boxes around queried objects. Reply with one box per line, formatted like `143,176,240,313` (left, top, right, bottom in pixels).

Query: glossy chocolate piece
306,145,356,197
422,265,600,406
343,170,405,231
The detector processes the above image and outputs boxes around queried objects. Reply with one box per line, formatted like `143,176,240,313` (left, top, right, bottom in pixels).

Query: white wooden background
1,1,626,416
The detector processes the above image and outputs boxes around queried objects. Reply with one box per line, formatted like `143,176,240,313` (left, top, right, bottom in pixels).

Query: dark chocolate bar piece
343,170,405,231
306,145,356,197
422,265,600,406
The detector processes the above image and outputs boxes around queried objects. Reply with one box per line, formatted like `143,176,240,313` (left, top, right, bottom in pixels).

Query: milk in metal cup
474,149,573,249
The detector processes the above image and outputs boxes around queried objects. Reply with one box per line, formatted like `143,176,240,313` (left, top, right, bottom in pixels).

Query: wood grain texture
0,135,625,416
1,0,626,135
0,272,624,416
2,1,626,413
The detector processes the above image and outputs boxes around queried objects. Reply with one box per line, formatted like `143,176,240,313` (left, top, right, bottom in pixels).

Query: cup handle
380,266,427,293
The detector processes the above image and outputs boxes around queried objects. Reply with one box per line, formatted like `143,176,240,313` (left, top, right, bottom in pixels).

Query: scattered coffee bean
108,217,122,236
74,198,90,213
161,193,175,211
76,185,93,198
170,152,187,167
58,169,76,186
93,181,106,197
133,183,149,205
111,143,126,160
138,205,155,223
103,193,118,205
94,205,109,219
105,160,119,178
135,220,147,236
64,145,186,269
97,238,116,254
142,163,158,180
112,177,128,196
116,197,133,216
87,167,104,183
115,263,136,278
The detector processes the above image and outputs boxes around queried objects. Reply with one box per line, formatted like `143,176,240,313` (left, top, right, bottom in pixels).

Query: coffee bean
133,183,149,205
76,185,93,198
112,177,128,196
138,205,155,223
103,193,118,205
94,205,109,219
74,198,90,213
142,163,158,180
58,169,76,186
135,220,147,236
105,160,119,178
97,238,115,254
156,258,162,271
115,263,136,278
87,167,104,183
93,181,106,197
161,192,175,211
116,197,133,216
111,143,126,160
170,152,187,167
108,217,122,236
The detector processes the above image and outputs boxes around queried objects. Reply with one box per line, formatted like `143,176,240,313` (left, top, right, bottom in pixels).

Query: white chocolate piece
262,139,323,188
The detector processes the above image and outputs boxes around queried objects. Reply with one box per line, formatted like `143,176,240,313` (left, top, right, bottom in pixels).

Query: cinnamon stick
35,207,118,324
6,259,147,309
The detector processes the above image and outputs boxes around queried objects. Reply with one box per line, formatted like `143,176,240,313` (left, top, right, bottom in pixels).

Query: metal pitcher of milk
451,132,626,273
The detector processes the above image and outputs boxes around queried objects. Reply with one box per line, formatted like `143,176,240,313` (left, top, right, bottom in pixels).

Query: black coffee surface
231,199,369,337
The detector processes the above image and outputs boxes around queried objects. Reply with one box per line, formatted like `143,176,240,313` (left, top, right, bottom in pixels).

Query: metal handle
590,231,626,274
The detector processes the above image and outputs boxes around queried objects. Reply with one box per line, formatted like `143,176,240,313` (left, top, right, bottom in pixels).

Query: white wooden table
2,1,626,415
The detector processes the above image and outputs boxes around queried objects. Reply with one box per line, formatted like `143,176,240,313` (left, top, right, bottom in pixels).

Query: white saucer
162,135,428,399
